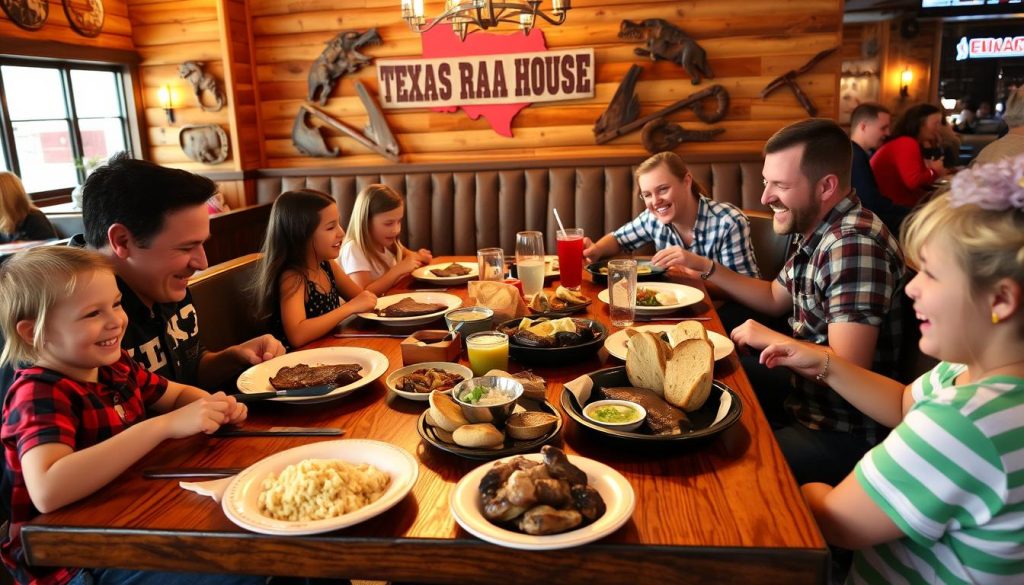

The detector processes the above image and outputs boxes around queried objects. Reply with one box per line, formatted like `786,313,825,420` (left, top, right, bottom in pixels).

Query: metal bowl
452,376,524,427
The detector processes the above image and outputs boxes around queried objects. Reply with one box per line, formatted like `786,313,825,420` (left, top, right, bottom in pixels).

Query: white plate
604,324,735,362
236,347,388,404
358,292,462,326
412,262,478,284
221,439,418,536
385,362,473,401
597,282,704,316
449,452,635,550
544,254,560,277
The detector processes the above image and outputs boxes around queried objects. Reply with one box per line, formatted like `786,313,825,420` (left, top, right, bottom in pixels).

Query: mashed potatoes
258,459,390,522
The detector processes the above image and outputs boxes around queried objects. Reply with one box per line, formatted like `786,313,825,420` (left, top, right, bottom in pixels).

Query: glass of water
607,259,637,328
515,231,546,298
477,247,506,281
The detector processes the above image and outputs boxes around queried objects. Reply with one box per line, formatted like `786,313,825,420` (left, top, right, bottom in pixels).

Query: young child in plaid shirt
0,247,259,585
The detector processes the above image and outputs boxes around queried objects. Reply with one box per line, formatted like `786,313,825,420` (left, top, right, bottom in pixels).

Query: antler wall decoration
759,47,838,117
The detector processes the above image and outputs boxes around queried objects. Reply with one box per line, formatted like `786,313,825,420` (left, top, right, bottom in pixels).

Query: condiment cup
444,306,494,345
452,376,524,427
583,399,647,432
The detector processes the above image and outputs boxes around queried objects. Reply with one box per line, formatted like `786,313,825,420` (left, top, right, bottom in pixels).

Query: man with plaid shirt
660,119,905,486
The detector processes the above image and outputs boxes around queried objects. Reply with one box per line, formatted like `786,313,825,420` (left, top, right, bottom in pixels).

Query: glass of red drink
556,228,585,290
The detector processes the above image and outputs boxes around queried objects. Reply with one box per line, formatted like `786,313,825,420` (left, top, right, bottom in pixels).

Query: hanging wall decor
307,28,382,106
179,124,229,165
292,81,399,161
63,0,104,38
759,47,838,117
178,61,226,112
619,19,713,85
1,0,48,30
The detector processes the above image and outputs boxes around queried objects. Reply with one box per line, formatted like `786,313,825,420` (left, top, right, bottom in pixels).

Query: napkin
467,280,527,323
179,476,234,503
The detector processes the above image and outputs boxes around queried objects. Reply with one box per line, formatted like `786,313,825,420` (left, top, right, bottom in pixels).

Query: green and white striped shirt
852,361,1024,584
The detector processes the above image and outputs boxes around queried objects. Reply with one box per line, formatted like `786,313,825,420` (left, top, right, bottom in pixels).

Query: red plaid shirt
1,351,167,585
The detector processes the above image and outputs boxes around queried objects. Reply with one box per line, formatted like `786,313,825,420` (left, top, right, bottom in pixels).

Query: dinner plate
236,347,388,404
221,439,417,536
560,366,743,443
417,398,562,460
604,324,735,361
386,362,474,401
597,282,704,316
412,262,478,284
449,452,635,550
358,292,462,326
585,260,667,284
497,317,607,367
526,297,592,318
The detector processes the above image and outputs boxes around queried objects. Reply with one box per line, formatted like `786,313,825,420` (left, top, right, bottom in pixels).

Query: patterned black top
304,260,342,318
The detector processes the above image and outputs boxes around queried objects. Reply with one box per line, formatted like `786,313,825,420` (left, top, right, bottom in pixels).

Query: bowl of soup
445,306,494,344
583,399,646,432
453,376,523,427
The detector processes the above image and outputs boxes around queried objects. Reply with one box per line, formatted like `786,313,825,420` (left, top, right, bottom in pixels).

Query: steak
269,363,362,390
430,263,471,277
376,297,447,318
596,386,692,435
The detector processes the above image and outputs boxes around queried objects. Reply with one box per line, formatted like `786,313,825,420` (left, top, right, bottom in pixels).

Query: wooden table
22,257,827,584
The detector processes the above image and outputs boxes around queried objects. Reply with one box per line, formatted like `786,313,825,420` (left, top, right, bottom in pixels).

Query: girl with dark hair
253,189,377,348
869,103,947,231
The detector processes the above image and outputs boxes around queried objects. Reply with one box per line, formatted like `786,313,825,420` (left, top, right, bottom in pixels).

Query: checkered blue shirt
612,196,761,278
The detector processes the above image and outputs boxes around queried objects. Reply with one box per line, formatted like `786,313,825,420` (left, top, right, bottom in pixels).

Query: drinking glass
607,259,637,328
556,227,585,291
466,331,509,376
477,247,506,281
515,231,546,298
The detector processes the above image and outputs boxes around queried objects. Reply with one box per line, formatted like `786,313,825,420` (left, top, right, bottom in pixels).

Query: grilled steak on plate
376,297,448,318
429,263,471,277
269,363,362,390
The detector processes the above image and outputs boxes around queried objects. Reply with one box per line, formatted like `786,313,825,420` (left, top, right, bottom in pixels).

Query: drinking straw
553,208,567,235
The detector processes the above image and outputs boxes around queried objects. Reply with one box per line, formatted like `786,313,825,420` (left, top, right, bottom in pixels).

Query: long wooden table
22,257,827,584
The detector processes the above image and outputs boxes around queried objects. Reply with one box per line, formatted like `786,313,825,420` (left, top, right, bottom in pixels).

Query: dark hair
252,189,336,322
890,103,942,141
764,118,852,189
849,103,890,129
82,152,216,248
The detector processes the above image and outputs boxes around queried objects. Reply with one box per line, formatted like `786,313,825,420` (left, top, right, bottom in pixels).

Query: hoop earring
992,311,1000,325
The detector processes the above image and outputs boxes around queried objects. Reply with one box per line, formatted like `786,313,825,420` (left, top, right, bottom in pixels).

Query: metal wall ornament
759,47,838,117
179,124,229,164
1,0,48,30
292,81,399,161
307,28,382,106
63,0,104,38
619,19,713,85
178,61,226,112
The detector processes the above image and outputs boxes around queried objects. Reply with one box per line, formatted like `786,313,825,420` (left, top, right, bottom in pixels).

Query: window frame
0,57,134,204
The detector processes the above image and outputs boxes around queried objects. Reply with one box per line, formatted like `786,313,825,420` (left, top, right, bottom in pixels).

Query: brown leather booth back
188,253,263,351
255,157,767,257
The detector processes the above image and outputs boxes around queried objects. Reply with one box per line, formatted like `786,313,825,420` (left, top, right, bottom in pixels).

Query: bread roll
453,423,505,448
667,320,709,347
625,332,669,396
664,338,714,411
428,391,468,432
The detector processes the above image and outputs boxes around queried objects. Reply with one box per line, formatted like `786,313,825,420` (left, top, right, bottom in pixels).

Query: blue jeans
68,568,266,585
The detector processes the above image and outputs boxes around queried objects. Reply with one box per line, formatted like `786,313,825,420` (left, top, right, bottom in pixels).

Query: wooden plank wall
248,0,844,169
0,0,134,50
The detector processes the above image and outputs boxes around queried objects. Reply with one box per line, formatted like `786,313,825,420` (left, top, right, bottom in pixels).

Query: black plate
417,398,562,460
497,317,607,366
586,260,667,284
560,366,742,442
527,298,592,318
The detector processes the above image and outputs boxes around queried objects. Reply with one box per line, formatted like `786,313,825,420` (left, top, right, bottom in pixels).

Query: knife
212,426,345,437
633,316,712,322
143,467,245,479
235,383,339,403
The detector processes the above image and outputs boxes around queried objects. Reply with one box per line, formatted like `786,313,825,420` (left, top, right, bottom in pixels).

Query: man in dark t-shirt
848,103,896,231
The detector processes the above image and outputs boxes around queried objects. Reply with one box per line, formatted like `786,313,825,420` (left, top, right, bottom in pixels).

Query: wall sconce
900,67,913,98
157,84,176,125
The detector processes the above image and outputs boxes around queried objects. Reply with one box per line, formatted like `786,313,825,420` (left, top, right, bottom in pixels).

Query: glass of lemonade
466,331,509,376
607,259,637,328
556,228,585,290
515,231,546,298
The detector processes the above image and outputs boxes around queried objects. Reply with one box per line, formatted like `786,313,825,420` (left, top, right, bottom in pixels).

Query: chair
187,253,264,351
744,209,793,281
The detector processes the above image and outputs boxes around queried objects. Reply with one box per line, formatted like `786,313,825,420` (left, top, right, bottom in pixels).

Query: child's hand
222,393,248,425
397,253,425,273
347,290,378,313
416,248,433,263
163,392,235,438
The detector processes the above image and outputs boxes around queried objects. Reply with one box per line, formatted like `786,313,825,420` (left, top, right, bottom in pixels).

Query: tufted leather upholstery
188,253,262,351
255,156,768,258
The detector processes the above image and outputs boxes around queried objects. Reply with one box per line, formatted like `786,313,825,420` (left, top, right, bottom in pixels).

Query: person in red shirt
869,103,947,232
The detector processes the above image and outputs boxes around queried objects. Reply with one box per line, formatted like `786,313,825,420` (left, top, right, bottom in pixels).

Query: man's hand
651,246,707,272
730,319,790,352
233,334,286,365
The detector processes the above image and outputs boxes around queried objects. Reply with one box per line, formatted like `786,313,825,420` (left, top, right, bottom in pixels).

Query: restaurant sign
376,48,595,110
956,35,1024,61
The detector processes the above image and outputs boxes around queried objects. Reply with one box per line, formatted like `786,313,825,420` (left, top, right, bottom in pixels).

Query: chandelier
401,1,571,40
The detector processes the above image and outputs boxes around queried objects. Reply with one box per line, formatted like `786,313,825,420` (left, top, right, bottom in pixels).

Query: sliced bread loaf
625,331,670,397
663,338,714,412
666,320,709,348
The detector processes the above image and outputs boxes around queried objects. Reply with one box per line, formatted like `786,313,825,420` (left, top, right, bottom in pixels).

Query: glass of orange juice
466,331,509,376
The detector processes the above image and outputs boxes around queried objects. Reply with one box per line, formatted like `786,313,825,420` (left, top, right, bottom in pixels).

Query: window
0,59,131,197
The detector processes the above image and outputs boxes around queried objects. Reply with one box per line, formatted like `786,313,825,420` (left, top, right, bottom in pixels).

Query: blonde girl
253,190,377,348
758,154,1024,583
0,172,57,244
340,184,432,294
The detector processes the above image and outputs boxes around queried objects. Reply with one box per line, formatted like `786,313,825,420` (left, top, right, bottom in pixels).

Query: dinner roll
453,423,505,448
428,391,468,432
